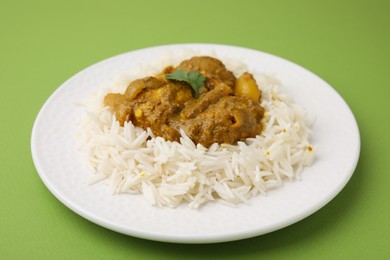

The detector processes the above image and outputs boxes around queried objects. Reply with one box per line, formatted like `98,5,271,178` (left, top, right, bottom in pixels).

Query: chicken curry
104,56,265,147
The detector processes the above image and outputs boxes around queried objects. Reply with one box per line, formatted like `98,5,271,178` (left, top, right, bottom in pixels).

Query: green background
1,0,389,259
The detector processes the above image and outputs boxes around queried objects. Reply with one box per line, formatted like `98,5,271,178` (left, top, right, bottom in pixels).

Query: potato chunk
234,72,261,102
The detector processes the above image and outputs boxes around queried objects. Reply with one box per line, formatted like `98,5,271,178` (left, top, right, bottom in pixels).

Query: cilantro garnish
166,69,205,98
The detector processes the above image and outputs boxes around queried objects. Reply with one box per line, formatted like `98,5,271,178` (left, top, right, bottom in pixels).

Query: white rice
76,53,315,208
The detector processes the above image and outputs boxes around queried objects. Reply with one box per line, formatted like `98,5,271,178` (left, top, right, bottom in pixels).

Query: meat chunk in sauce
176,56,236,88
104,56,264,147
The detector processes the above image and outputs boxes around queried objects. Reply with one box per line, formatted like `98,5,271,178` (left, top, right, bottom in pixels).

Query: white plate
31,44,360,243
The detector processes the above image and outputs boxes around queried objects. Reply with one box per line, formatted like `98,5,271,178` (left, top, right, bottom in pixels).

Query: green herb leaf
166,69,205,98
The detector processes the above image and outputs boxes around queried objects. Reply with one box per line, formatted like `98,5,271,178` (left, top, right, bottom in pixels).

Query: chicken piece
130,82,192,140
104,76,177,126
123,76,166,100
181,80,232,119
184,96,264,147
176,56,236,88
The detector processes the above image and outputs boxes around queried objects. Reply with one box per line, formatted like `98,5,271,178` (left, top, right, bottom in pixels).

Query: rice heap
76,54,315,208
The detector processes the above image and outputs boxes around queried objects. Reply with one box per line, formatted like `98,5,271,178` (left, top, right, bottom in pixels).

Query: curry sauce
104,56,265,147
